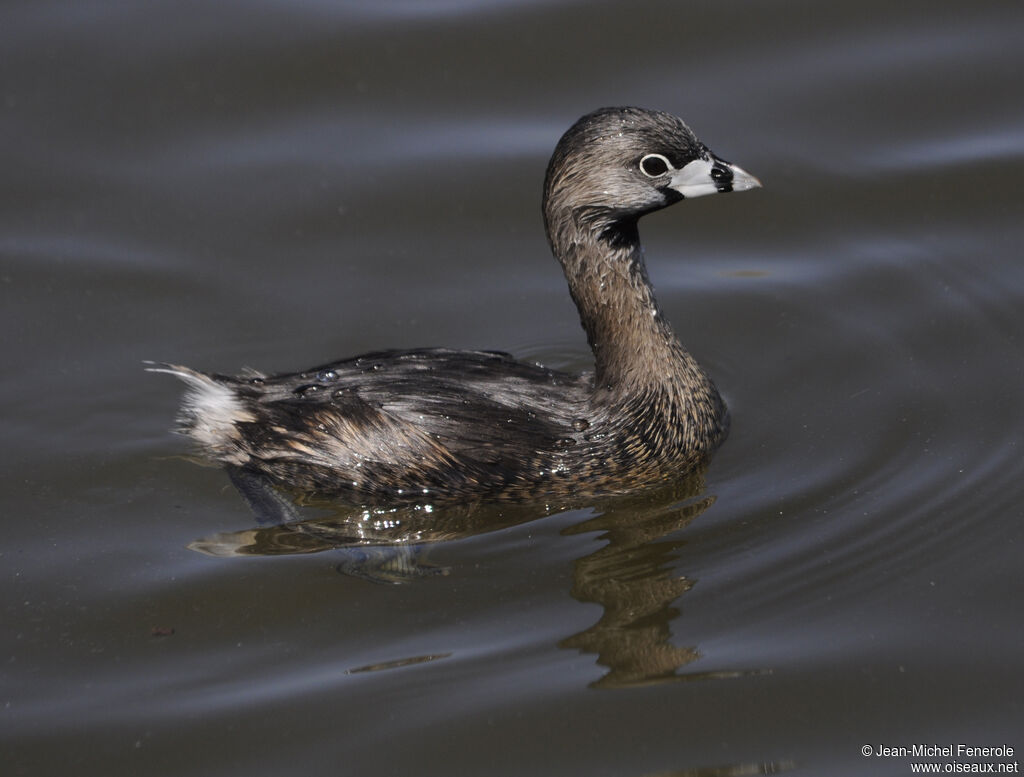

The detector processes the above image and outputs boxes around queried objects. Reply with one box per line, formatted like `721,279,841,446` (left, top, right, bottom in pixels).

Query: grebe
151,107,759,512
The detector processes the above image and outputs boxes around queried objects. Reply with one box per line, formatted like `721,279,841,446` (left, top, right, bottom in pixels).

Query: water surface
3,2,1023,776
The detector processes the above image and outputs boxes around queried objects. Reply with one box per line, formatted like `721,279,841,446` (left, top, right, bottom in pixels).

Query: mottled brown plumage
150,107,759,512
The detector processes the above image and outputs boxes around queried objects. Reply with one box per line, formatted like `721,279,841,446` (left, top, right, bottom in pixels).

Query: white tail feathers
145,362,254,462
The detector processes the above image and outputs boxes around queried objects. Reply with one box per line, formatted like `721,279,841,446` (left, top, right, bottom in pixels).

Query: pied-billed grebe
151,107,759,510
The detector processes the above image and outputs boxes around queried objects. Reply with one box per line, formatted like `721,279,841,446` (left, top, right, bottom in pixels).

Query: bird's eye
639,153,671,178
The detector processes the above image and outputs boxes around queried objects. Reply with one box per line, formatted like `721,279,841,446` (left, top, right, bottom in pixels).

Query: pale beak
669,155,762,199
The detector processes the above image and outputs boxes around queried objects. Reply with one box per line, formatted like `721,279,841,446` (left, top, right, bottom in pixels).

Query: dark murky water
4,2,1023,776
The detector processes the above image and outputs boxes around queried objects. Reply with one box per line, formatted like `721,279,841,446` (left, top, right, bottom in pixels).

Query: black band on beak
710,159,735,193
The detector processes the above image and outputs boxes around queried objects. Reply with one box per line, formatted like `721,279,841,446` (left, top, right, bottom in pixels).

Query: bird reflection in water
558,482,750,689
188,471,758,689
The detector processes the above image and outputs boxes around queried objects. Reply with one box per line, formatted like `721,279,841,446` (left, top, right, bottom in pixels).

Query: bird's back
155,348,594,503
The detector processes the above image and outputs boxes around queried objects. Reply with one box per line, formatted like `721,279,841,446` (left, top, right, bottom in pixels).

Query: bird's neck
546,210,720,415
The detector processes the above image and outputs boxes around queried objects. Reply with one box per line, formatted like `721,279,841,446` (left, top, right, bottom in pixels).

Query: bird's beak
669,154,761,199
